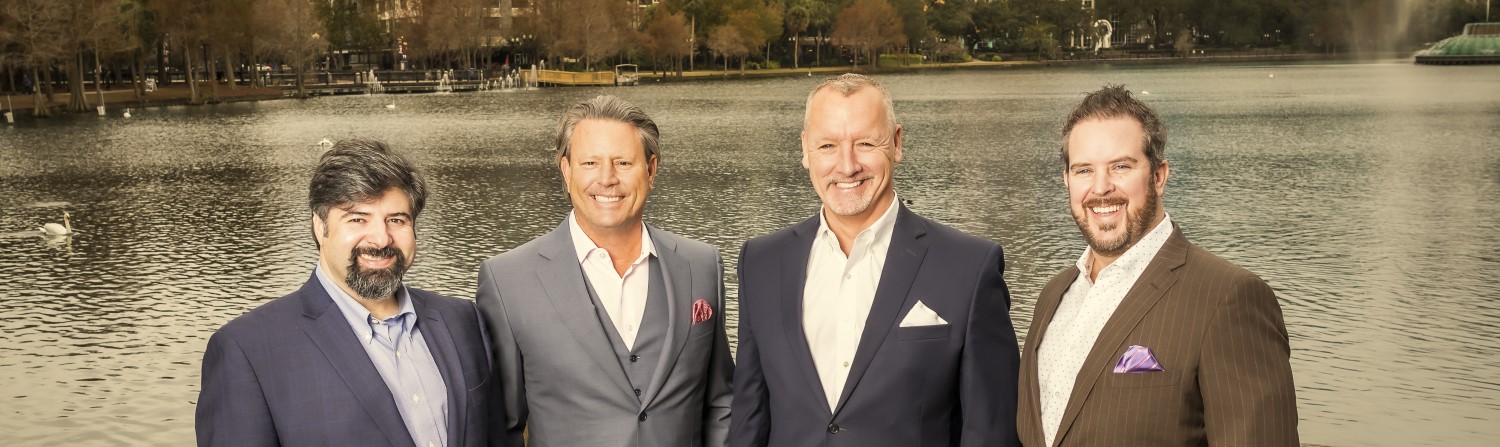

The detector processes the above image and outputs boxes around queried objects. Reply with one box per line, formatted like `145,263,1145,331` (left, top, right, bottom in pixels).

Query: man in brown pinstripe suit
1016,85,1298,446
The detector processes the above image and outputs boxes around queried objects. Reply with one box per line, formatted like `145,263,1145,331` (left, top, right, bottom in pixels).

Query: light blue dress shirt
316,265,449,447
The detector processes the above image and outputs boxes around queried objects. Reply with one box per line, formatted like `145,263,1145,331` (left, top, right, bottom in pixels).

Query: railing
536,70,614,86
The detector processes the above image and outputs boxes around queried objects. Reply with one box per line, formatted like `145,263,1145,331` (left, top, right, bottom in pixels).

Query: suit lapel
535,220,636,395
412,292,467,447
296,277,416,447
780,215,828,415
1051,227,1189,445
1021,266,1079,441
833,205,929,415
640,225,690,408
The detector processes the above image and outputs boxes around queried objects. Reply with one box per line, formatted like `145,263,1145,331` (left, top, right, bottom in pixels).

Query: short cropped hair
308,138,428,225
804,73,898,131
554,95,660,164
1060,84,1167,172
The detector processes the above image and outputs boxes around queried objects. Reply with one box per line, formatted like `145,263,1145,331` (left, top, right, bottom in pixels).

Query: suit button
629,355,639,362
827,423,840,434
639,412,648,422
633,388,641,396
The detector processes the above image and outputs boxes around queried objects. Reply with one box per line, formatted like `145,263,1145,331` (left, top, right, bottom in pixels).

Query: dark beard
346,245,409,301
1074,185,1160,258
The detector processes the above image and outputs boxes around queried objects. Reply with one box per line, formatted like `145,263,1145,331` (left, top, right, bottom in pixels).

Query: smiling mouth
833,179,866,189
1090,204,1121,214
592,195,623,203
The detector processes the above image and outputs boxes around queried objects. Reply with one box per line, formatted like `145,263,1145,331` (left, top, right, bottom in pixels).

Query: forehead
569,119,644,157
805,88,889,134
1066,116,1148,162
331,189,412,215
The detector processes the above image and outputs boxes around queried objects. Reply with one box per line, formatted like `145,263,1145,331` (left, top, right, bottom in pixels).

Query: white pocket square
898,300,948,327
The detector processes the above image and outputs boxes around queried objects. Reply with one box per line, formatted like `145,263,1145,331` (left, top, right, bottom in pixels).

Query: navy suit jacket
196,275,503,447
730,205,1021,447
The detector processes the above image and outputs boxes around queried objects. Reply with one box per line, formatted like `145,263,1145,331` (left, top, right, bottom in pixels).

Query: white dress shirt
569,211,656,350
1037,214,1174,446
803,197,901,411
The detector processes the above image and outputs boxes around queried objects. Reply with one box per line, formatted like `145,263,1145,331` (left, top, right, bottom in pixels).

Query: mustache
1083,196,1127,208
352,245,401,260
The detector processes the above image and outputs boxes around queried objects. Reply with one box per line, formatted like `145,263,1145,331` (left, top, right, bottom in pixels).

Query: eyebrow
1069,155,1141,171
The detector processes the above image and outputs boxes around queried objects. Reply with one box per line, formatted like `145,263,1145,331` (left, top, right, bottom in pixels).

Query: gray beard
346,246,408,301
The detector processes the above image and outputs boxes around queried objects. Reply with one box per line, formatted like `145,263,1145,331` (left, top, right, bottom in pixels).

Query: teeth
1091,205,1121,214
593,195,622,203
835,180,863,188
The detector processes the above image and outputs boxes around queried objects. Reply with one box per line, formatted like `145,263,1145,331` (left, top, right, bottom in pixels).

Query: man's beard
346,245,409,301
1074,185,1160,258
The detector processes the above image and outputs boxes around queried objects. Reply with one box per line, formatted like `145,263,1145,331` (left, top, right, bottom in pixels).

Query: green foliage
876,52,922,66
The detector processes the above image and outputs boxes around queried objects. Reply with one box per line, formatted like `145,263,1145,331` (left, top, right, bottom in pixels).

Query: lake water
2,61,1498,446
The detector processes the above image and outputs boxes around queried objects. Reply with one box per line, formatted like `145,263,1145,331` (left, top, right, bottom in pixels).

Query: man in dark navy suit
196,139,502,447
729,74,1021,447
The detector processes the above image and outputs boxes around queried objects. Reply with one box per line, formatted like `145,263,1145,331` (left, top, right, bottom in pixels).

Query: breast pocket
895,324,951,340
1099,370,1180,389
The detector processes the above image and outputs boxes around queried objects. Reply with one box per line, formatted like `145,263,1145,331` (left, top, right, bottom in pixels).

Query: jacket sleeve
1200,273,1300,445
702,251,735,447
728,242,770,447
196,330,279,447
477,261,528,447
959,244,1021,447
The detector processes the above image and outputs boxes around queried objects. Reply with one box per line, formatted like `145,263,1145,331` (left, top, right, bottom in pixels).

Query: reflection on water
2,61,1498,446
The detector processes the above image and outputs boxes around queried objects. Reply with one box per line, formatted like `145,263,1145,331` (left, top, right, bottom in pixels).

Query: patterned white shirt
803,196,900,411
1038,214,1174,446
569,211,656,350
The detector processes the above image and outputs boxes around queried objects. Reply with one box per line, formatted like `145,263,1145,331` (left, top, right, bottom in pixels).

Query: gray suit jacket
1016,225,1298,446
476,219,734,447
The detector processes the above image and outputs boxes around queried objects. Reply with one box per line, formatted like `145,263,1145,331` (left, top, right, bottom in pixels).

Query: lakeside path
0,51,1374,118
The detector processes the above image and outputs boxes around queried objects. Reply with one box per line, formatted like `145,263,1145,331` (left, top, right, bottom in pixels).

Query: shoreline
1,51,1407,120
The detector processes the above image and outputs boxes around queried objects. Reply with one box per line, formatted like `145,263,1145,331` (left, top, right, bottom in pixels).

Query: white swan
123,108,132,118
41,211,73,236
385,100,396,109
318,138,334,148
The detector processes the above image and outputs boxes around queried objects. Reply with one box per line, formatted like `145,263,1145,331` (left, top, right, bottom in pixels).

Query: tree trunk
43,65,56,102
94,50,107,112
184,42,200,104
68,51,89,112
294,63,307,98
816,29,823,66
132,49,145,99
793,32,800,69
224,45,238,90
32,66,51,117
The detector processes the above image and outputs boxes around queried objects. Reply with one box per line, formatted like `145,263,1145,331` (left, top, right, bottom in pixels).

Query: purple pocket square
1114,345,1165,373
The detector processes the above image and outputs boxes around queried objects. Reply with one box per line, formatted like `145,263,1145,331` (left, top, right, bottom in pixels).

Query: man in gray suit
476,95,734,447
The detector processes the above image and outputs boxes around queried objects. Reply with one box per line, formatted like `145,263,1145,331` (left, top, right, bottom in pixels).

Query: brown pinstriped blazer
1016,225,1298,446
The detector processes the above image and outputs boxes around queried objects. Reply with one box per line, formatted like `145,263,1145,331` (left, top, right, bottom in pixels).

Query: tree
831,0,905,68
1020,20,1060,60
260,0,327,98
724,0,782,68
1,0,66,116
640,8,693,76
705,25,749,73
154,0,211,103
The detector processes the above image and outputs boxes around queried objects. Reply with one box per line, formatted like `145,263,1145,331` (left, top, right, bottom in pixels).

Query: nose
833,144,860,176
599,162,621,187
364,222,393,248
1090,171,1114,196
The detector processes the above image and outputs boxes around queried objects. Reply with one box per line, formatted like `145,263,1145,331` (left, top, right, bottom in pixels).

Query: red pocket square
691,299,714,325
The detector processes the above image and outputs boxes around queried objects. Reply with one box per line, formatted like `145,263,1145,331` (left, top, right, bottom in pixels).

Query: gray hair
803,73,898,131
308,139,427,240
1060,84,1167,173
554,95,661,164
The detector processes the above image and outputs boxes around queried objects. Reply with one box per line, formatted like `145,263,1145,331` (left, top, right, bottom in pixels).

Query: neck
580,219,646,276
824,195,895,255
1085,251,1120,282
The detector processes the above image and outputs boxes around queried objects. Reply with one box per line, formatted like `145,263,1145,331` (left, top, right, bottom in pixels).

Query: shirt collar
1075,212,1175,280
567,210,657,264
815,193,901,252
314,263,416,340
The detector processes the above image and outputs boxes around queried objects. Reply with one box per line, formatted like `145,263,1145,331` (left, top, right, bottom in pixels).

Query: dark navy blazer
729,204,1021,447
196,275,503,447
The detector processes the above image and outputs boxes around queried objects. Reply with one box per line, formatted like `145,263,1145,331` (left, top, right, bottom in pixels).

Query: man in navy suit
196,139,502,447
729,74,1021,447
